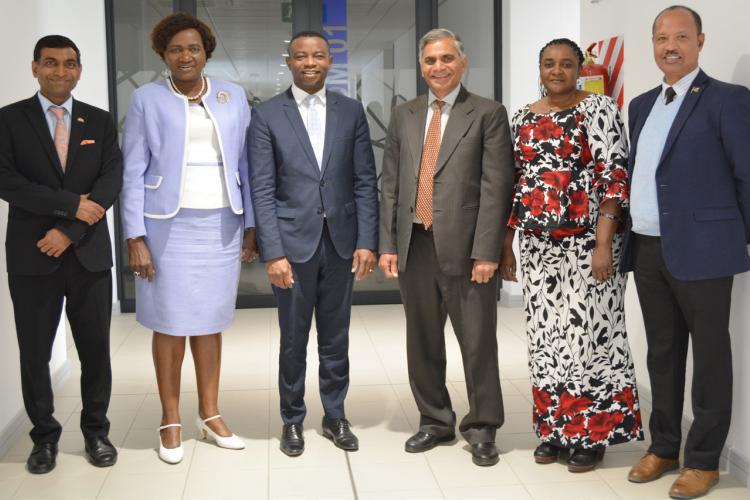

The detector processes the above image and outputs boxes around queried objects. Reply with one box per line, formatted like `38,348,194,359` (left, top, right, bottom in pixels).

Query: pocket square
80,139,96,146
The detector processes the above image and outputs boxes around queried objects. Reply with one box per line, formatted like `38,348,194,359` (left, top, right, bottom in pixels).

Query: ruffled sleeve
583,95,629,208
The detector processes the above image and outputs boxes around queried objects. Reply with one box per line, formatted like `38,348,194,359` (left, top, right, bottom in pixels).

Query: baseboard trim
637,383,750,486
0,360,72,458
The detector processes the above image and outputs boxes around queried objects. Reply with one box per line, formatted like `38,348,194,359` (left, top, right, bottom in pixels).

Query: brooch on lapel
216,90,230,104
691,86,701,93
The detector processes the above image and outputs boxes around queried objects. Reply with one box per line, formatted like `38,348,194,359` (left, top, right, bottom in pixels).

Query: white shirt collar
291,83,327,106
428,84,461,109
37,91,73,115
661,66,700,100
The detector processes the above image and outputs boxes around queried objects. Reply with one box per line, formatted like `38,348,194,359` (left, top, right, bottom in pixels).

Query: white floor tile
0,305,747,500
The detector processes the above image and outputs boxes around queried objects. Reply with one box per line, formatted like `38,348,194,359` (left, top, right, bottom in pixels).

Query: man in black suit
0,35,122,474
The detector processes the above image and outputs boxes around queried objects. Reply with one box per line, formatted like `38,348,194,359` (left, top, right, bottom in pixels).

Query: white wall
501,0,580,299
0,0,111,454
580,0,750,484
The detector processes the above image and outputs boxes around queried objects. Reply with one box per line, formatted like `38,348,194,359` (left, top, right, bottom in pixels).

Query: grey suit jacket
379,86,514,275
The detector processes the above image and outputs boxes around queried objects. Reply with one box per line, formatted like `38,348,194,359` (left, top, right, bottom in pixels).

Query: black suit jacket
0,95,122,275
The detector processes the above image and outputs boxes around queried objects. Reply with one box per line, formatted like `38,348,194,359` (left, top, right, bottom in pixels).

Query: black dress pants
274,223,354,424
8,251,112,445
398,224,504,445
632,234,733,470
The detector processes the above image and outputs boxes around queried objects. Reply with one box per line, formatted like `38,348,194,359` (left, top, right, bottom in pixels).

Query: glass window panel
198,0,293,299
113,0,175,304
322,0,416,293
438,0,494,99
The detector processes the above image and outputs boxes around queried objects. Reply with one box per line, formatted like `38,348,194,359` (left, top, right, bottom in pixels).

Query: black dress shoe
404,431,455,453
321,417,358,451
534,442,564,464
471,442,500,466
27,442,58,474
280,423,304,457
567,447,605,472
85,436,118,467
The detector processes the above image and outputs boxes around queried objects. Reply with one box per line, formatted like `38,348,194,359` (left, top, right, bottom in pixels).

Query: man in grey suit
249,31,379,457
379,28,514,466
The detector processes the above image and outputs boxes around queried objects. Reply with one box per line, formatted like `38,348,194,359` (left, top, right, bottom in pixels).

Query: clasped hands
265,248,377,289
378,253,498,284
36,194,105,258
76,193,105,225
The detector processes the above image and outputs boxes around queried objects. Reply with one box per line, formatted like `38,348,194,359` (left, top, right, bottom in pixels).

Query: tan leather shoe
668,468,719,499
627,453,679,483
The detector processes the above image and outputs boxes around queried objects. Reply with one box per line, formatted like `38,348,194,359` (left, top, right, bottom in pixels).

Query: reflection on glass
198,0,293,298
322,0,416,292
438,0,494,99
113,0,174,302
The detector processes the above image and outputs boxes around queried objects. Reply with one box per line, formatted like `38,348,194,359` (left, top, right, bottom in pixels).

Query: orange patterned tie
49,106,68,171
415,100,444,229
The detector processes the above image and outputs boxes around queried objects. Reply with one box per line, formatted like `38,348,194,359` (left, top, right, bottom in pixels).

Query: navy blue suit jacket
249,88,378,263
620,70,750,280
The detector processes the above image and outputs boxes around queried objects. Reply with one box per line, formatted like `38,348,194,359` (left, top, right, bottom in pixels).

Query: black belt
413,222,432,233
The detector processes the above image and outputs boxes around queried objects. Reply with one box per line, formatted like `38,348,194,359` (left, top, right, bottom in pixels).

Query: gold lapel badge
691,86,701,93
217,90,230,104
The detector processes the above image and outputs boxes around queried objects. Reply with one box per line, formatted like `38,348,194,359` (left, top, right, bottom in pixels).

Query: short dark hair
652,5,703,35
538,38,585,67
34,35,81,64
287,30,330,55
150,12,216,59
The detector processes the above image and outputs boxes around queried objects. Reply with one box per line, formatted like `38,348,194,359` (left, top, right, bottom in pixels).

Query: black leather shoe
321,417,358,451
404,431,455,453
534,442,564,464
568,447,605,472
27,442,58,474
84,436,118,467
471,442,500,466
280,423,304,457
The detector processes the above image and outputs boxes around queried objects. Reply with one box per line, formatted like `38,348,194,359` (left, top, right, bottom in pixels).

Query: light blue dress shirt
37,92,72,140
630,67,700,236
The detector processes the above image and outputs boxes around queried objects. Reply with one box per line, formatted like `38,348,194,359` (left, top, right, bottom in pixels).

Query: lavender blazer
120,78,253,239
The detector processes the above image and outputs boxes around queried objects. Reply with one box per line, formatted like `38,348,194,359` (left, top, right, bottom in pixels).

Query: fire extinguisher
578,43,609,95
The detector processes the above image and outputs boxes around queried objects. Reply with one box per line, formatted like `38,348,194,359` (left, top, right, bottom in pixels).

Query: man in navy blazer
621,6,750,498
249,31,378,457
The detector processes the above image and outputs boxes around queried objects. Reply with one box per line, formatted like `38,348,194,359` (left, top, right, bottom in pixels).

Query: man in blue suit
621,6,750,499
249,31,378,457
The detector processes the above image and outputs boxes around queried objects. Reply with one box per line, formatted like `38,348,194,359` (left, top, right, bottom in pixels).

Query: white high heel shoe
196,415,245,450
158,423,184,464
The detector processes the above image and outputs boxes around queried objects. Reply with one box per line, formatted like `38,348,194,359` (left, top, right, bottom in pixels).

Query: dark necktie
665,87,676,105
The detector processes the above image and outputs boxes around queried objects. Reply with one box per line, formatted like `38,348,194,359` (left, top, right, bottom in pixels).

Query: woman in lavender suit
120,13,257,464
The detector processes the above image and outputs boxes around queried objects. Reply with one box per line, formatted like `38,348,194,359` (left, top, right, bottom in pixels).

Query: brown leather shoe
627,453,679,483
668,468,719,499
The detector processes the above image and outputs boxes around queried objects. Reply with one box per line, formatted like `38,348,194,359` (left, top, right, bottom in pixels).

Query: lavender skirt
136,208,242,336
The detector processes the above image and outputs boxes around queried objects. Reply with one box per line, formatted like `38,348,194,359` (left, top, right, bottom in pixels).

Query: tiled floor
1,304,748,499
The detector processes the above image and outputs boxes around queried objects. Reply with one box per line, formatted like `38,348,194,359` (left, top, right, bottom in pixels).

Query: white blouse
180,103,230,209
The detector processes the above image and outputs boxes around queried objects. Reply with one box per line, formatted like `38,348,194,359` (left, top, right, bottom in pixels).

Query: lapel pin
77,117,85,122
691,86,701,93
217,90,230,104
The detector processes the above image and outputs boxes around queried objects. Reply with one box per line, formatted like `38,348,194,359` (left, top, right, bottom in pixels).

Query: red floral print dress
510,93,643,449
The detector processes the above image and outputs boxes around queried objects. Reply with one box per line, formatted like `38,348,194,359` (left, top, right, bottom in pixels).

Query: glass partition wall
108,0,500,310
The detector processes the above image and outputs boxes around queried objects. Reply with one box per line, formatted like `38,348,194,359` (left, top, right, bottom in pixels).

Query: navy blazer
248,88,378,263
620,70,750,280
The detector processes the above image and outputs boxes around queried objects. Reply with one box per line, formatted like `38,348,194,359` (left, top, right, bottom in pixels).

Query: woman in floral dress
500,38,643,472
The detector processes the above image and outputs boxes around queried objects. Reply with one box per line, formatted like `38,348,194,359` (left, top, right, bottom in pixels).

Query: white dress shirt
291,83,327,143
